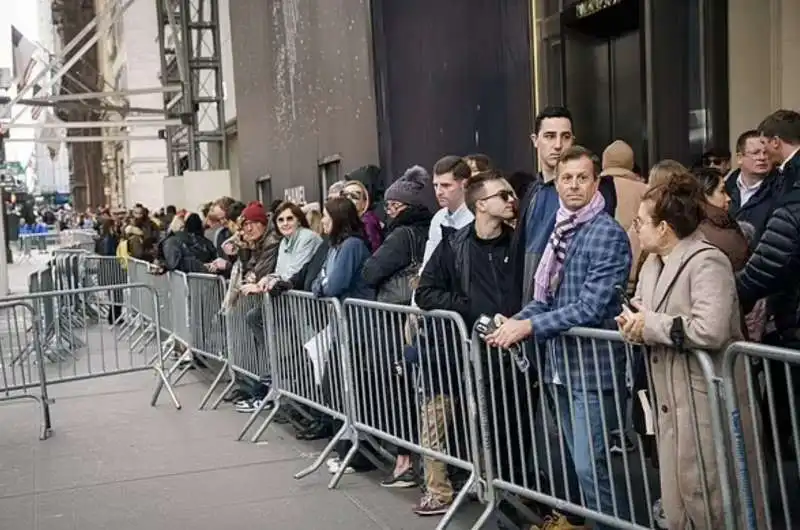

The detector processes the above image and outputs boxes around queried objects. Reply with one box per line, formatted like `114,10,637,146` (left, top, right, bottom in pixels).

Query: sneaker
652,499,668,529
609,429,635,454
234,399,273,414
412,493,452,516
530,514,586,529
326,457,355,475
380,468,417,488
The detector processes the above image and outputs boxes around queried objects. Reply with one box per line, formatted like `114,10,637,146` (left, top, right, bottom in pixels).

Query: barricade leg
198,358,232,410
207,364,239,410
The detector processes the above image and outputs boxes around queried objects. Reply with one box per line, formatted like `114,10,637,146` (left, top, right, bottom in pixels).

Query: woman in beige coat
617,174,763,530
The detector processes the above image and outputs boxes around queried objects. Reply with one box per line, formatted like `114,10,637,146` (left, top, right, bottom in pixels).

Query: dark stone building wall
229,0,380,204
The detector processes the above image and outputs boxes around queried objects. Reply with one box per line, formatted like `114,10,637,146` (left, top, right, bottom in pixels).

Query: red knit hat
241,201,268,225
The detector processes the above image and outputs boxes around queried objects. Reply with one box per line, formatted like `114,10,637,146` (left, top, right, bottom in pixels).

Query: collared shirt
736,173,764,207
780,147,800,172
419,202,474,273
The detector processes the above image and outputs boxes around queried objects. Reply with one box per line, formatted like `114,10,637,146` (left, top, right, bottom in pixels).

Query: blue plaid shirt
516,213,631,391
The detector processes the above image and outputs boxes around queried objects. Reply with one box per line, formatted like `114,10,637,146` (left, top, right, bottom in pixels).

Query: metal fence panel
0,301,53,440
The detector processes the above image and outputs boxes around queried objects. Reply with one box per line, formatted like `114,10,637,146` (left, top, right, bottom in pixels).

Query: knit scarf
533,191,606,302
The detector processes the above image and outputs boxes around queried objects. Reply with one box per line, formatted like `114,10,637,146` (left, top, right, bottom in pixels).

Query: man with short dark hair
758,109,800,192
418,155,475,272
726,129,778,241
513,106,617,306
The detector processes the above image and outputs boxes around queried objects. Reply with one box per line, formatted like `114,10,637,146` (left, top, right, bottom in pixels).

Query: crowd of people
76,106,800,530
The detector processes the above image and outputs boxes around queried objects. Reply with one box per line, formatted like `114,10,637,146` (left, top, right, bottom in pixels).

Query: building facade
728,0,800,150
33,0,70,195
223,0,796,203
118,0,169,209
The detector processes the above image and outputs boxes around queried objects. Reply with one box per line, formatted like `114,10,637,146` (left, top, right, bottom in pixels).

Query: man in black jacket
737,179,800,461
726,129,780,245
413,170,537,523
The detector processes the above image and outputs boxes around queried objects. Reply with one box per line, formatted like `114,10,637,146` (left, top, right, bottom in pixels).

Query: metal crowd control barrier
722,341,800,530
468,327,735,530
237,292,356,482
17,233,51,260
343,299,483,528
16,247,785,529
185,273,230,410
1,283,180,410
0,301,53,440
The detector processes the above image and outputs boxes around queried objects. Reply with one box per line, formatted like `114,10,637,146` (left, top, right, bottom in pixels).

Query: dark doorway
561,0,645,167
371,0,534,185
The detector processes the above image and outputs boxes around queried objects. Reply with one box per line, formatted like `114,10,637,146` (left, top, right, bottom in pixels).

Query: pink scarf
533,191,606,302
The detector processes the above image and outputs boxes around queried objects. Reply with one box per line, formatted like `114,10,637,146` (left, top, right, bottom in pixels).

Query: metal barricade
470,326,734,530
238,291,353,484
81,255,129,325
722,341,800,530
124,259,174,358
185,273,230,410
58,229,97,251
225,293,268,381
0,301,53,440
343,299,482,528
17,233,50,260
0,283,180,410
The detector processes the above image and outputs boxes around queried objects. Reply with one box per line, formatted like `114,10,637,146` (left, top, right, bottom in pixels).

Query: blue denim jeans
548,384,628,529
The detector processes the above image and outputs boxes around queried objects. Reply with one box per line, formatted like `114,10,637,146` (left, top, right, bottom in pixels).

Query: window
256,176,272,205
318,155,342,202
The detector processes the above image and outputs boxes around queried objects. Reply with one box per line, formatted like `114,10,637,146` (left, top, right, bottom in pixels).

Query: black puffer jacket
737,185,800,336
362,205,431,291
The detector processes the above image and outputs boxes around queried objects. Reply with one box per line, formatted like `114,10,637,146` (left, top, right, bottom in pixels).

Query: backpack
116,239,130,269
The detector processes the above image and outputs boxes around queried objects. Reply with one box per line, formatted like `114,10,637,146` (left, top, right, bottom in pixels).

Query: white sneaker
326,457,354,475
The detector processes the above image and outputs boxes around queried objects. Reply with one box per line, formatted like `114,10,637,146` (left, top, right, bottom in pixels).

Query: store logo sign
576,0,623,18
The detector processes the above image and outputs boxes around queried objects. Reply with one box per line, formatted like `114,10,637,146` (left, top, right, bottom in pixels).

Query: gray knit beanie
384,165,434,209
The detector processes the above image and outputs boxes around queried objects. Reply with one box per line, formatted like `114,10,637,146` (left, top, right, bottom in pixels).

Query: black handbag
377,228,421,305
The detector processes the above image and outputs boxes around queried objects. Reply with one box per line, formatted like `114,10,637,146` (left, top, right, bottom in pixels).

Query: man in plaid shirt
488,145,631,530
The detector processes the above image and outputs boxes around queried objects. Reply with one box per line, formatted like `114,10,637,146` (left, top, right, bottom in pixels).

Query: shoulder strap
654,247,716,311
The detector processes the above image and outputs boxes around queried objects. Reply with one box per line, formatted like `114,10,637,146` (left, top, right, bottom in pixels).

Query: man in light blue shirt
419,155,475,272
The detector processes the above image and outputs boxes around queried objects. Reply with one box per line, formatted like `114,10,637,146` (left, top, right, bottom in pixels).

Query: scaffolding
0,0,229,208
156,0,227,176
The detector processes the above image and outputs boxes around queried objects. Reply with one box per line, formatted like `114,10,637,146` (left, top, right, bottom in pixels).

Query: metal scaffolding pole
3,0,139,127
156,0,227,175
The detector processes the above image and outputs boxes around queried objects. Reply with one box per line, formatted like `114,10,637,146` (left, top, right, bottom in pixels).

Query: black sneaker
380,468,417,489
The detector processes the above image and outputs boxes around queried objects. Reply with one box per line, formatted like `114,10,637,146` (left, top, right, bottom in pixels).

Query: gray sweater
273,227,323,280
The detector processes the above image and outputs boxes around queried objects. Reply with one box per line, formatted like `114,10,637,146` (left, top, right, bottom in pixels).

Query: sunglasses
277,215,296,223
481,189,515,202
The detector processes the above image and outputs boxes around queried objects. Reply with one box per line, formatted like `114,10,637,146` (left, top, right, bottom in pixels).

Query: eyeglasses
342,191,363,201
480,189,515,202
276,215,296,224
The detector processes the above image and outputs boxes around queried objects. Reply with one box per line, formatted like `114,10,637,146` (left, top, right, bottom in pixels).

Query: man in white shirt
419,156,475,272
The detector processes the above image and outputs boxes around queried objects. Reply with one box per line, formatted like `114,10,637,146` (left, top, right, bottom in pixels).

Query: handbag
377,227,421,305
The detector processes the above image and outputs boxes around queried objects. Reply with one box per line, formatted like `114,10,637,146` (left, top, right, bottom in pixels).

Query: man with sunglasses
414,169,522,517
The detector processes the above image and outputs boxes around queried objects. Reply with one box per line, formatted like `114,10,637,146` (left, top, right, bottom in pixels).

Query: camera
475,314,529,372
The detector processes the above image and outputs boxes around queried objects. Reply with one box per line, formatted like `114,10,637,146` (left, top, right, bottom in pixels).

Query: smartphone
615,285,638,313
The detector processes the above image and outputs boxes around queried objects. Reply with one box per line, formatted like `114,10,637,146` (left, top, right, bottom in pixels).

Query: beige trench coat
633,231,764,530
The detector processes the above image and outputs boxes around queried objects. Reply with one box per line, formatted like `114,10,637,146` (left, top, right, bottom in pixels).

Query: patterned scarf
533,191,606,302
